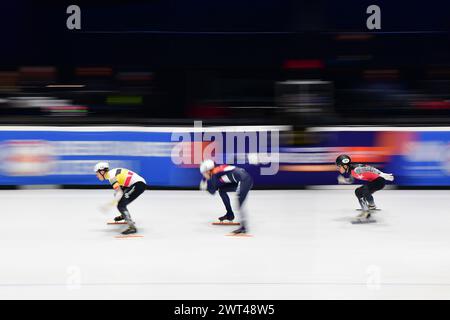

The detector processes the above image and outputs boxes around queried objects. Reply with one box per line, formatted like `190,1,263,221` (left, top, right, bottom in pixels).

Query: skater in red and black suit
199,159,253,234
335,154,394,223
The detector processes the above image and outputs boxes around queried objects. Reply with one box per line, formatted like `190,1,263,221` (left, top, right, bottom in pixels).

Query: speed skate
212,221,240,226
351,210,376,224
114,234,144,239
351,217,377,224
226,233,252,237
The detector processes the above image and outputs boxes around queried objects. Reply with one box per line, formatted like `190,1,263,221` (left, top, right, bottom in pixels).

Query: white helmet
94,162,109,173
200,159,215,174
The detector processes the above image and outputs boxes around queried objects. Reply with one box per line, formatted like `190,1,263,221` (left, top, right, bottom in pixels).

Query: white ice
0,189,449,299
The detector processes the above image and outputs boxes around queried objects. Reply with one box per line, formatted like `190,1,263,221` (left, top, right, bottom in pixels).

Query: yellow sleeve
109,169,129,187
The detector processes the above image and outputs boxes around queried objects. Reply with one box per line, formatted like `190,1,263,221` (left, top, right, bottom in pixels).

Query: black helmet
336,154,351,166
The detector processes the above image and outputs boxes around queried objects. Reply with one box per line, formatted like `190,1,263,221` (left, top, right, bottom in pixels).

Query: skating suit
344,164,386,201
205,165,253,225
107,168,146,190
348,164,382,182
107,168,147,221
205,165,252,196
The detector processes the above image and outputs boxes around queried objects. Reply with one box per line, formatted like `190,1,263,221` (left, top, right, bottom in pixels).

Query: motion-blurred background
0,0,450,187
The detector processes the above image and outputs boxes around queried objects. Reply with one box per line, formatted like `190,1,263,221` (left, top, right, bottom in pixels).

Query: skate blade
226,233,253,237
107,221,128,225
212,221,240,226
356,208,381,211
351,219,377,224
114,234,144,239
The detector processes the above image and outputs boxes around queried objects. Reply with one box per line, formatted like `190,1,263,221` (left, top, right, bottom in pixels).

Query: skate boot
352,211,375,224
231,226,247,234
121,226,137,235
218,213,235,222
357,204,380,212
114,215,125,222
356,210,369,218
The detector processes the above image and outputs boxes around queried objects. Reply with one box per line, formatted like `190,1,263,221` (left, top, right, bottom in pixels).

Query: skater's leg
116,182,146,233
366,177,386,207
218,188,235,217
366,193,375,206
122,182,146,204
354,185,375,222
368,177,386,194
235,177,253,232
217,184,237,221
117,201,135,227
355,186,370,211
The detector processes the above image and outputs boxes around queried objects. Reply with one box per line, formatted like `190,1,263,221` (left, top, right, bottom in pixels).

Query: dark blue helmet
335,154,351,166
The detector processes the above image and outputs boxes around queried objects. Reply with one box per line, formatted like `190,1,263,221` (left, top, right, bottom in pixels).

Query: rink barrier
302,126,450,186
307,126,450,132
306,185,398,190
0,125,291,132
0,125,286,187
1,125,450,187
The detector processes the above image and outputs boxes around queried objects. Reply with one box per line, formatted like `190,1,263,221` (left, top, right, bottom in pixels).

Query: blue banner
0,126,283,187
0,129,181,186
2,126,449,187
390,131,450,186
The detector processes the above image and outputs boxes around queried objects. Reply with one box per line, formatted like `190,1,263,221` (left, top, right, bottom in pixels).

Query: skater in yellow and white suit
95,162,147,235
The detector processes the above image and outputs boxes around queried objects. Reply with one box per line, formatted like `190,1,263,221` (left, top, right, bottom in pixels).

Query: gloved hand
114,189,123,201
199,179,207,191
337,175,351,184
380,172,394,181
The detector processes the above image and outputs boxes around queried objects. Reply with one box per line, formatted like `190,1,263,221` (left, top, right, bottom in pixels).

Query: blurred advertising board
0,126,285,187
289,127,450,186
0,126,449,187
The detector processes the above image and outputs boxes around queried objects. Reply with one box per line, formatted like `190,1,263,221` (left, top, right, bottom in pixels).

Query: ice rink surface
0,188,449,300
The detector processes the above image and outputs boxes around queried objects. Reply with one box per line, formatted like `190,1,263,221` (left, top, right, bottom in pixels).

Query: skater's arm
354,165,382,175
98,182,123,213
199,179,207,191
353,165,394,181
364,164,395,181
98,187,122,213
112,182,124,202
337,174,354,184
379,172,394,181
206,178,218,195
